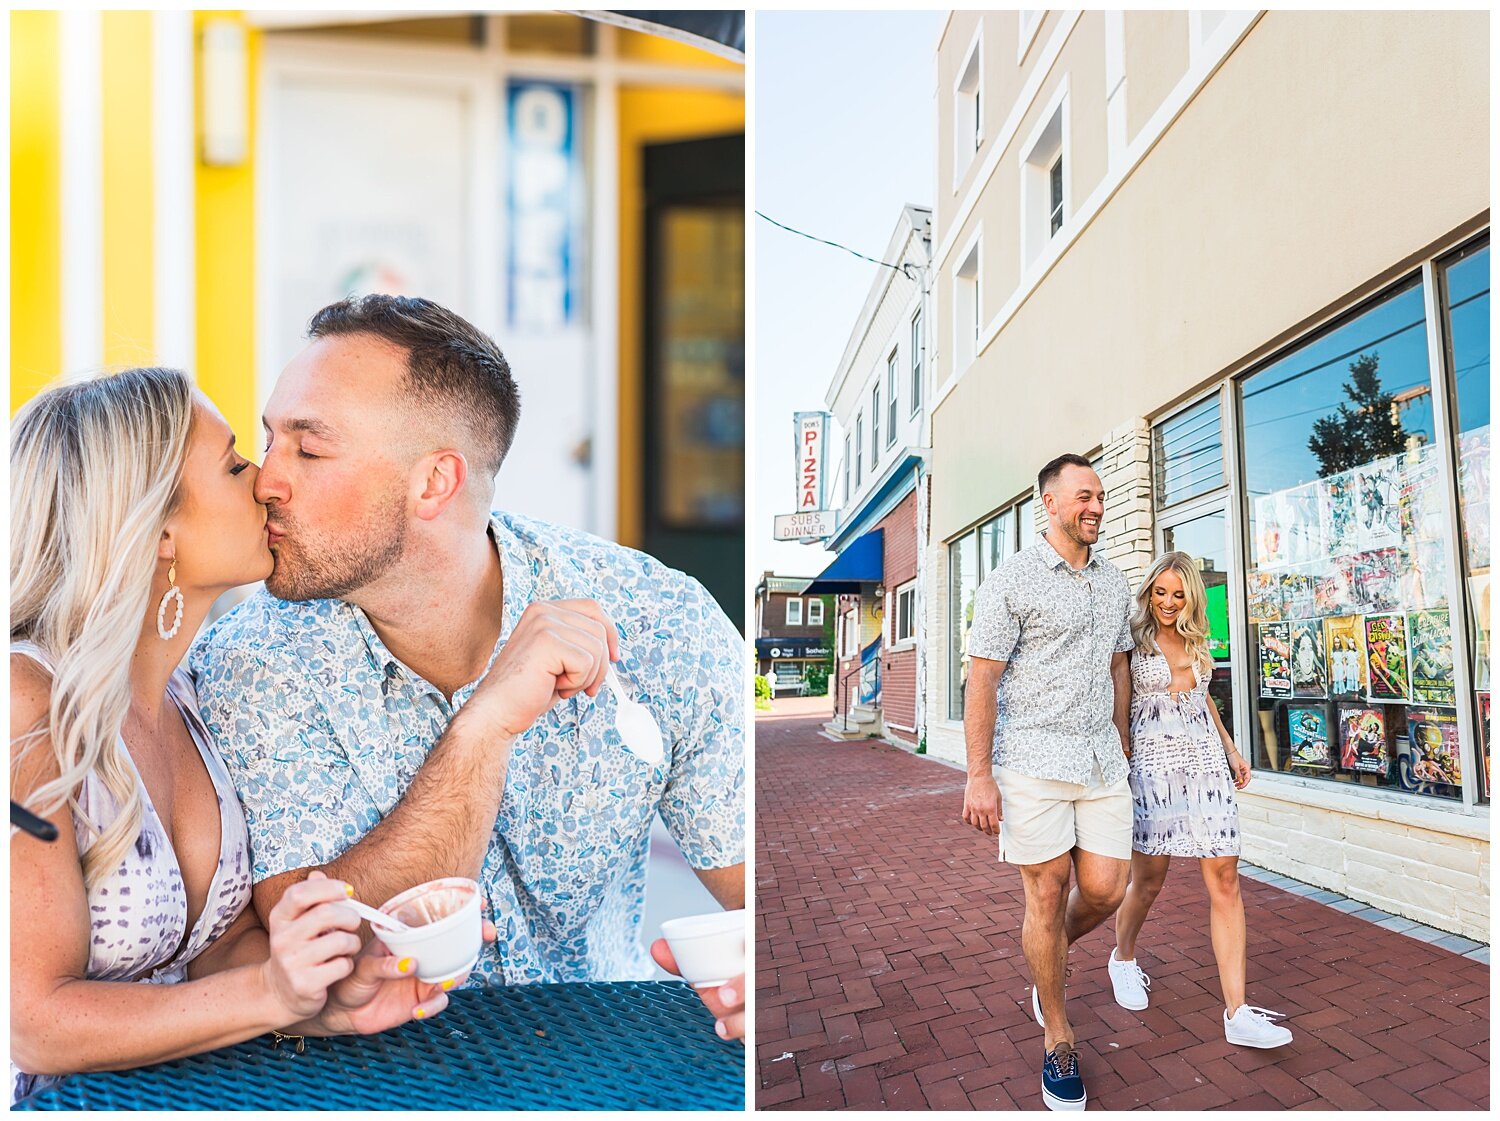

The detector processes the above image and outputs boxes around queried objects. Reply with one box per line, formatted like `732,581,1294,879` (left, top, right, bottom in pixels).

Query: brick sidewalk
754,711,1490,1110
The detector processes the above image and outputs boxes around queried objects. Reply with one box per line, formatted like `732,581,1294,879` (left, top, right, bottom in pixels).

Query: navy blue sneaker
1042,1041,1086,1111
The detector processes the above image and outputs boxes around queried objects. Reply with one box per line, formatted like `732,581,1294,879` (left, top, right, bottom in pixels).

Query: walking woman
1106,552,1293,1048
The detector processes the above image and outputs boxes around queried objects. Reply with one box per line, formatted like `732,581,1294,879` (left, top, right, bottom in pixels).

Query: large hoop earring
157,560,184,641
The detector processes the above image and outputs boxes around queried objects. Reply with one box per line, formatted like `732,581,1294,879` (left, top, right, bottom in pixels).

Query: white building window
953,27,982,183
1021,82,1069,269
843,435,851,504
886,349,899,444
891,579,917,646
871,384,881,470
808,597,824,626
954,234,982,371
855,413,863,486
786,597,803,626
910,310,923,415
1018,10,1043,62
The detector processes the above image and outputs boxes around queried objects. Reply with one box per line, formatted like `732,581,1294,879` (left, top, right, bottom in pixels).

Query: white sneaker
1107,949,1150,1011
1224,1005,1294,1048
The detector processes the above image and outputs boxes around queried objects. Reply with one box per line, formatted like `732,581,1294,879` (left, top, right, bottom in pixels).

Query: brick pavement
754,708,1490,1110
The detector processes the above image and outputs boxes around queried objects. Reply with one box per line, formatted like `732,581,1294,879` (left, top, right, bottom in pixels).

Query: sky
753,10,945,580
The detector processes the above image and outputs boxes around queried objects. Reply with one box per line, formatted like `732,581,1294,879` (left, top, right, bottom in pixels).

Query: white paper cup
660,909,746,988
373,876,483,985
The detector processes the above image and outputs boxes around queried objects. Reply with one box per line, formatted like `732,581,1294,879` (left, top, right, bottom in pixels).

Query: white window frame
1017,10,1043,63
843,434,851,504
910,309,923,417
785,597,803,627
952,227,983,374
886,348,899,446
855,412,864,486
888,578,917,648
951,23,983,188
1019,77,1070,273
871,383,881,470
808,597,824,627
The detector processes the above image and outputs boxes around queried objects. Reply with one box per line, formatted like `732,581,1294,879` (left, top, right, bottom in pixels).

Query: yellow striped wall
101,11,155,368
11,11,62,410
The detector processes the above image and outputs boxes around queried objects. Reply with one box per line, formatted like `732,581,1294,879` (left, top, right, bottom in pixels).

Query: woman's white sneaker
1107,949,1150,1011
1224,1005,1293,1048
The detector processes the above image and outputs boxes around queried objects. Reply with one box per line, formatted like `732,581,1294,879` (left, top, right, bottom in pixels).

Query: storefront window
1155,393,1225,508
1162,511,1234,740
1442,239,1490,801
1239,274,1460,801
948,535,978,719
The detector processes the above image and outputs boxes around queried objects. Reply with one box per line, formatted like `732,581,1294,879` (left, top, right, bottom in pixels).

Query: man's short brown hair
1037,453,1094,496
307,295,521,476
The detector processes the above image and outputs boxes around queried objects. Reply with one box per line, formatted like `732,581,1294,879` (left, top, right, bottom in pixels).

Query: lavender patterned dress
1127,648,1241,858
11,643,253,1103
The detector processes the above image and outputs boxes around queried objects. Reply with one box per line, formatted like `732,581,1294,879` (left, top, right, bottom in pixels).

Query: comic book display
1352,456,1403,552
1258,622,1292,699
1408,608,1456,707
1348,548,1402,614
1323,615,1366,698
1290,619,1327,699
1247,571,1283,623
1363,613,1410,702
1281,573,1318,620
1480,692,1491,799
1458,425,1490,570
1319,472,1359,558
1338,706,1388,775
1253,484,1325,569
1399,444,1451,610
1404,708,1461,787
1287,706,1332,770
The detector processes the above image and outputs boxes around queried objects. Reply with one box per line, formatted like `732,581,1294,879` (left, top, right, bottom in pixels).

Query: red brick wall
879,490,919,742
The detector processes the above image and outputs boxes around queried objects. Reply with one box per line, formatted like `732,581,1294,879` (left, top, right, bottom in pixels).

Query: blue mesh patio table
14,981,745,1111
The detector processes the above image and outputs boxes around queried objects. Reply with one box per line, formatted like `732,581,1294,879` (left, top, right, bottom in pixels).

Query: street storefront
752,574,833,695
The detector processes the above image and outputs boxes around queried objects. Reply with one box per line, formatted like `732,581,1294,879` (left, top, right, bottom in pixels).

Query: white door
260,56,595,531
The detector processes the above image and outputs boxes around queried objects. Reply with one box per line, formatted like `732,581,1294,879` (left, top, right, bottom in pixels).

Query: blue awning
804,529,883,595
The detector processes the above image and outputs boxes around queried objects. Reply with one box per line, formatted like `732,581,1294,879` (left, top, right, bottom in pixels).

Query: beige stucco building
926,10,1489,939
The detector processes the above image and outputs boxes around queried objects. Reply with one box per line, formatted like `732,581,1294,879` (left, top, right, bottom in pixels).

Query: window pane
1445,240,1490,801
949,533,978,719
1162,511,1234,740
911,312,923,411
1239,276,1456,801
1018,498,1037,548
872,387,881,469
1155,394,1225,507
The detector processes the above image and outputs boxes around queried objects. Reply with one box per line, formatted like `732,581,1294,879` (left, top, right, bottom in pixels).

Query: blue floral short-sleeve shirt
189,511,745,985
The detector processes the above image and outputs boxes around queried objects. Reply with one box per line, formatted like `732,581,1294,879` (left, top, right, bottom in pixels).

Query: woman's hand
312,918,498,1036
1227,747,1251,789
257,871,364,1023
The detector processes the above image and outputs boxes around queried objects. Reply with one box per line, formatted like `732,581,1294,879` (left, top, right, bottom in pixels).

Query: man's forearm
258,703,514,917
963,688,999,779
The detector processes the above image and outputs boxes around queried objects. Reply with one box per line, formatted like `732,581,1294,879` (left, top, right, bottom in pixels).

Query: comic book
1364,613,1410,702
1473,574,1492,693
1258,622,1292,699
1290,618,1327,699
1280,573,1318,620
1408,608,1456,706
1348,548,1402,614
1319,470,1359,558
1314,561,1355,616
1287,706,1333,770
1481,691,1491,800
1246,571,1283,624
1323,615,1367,698
1405,708,1461,787
1459,425,1490,569
1400,443,1446,543
1401,537,1449,611
1338,706,1387,775
1353,456,1403,552
1254,483,1325,570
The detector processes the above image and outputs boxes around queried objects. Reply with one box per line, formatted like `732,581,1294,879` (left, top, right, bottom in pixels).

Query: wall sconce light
201,20,247,167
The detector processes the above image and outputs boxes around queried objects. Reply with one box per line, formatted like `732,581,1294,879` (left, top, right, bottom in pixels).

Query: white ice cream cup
373,876,483,985
660,909,746,988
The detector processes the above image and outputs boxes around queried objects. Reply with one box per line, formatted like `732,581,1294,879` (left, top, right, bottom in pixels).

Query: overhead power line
755,210,918,280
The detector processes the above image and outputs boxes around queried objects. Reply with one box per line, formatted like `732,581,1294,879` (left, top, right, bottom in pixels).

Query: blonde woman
10,368,473,1102
1106,552,1293,1049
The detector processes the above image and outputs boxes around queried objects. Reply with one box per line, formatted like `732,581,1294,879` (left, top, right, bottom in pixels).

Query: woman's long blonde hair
1130,551,1214,677
11,367,195,887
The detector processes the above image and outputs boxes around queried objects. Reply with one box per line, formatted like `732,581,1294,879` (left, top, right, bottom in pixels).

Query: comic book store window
1238,273,1462,803
1440,237,1489,803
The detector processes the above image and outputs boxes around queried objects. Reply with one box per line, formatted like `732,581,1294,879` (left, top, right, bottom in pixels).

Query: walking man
960,453,1134,1111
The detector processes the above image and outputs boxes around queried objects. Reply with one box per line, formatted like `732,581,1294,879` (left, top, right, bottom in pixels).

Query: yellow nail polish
415,1007,426,1020
398,957,414,974
344,884,355,897
442,978,455,991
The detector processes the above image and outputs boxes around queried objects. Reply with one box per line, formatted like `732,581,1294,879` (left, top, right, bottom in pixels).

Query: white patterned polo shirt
190,511,744,986
966,536,1135,785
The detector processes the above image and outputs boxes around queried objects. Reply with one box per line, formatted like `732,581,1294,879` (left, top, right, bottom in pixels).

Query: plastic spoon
606,668,665,766
336,897,410,933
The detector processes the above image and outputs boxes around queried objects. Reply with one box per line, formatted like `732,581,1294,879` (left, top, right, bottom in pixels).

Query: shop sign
793,411,829,512
774,511,835,540
755,637,833,659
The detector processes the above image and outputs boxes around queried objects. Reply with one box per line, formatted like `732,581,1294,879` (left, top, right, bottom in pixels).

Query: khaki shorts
996,764,1133,865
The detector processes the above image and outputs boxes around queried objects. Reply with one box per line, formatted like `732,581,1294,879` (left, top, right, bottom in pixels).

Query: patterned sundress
11,642,254,1103
1127,647,1241,858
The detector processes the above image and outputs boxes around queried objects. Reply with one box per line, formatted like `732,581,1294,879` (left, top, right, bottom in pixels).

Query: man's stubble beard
264,491,410,602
